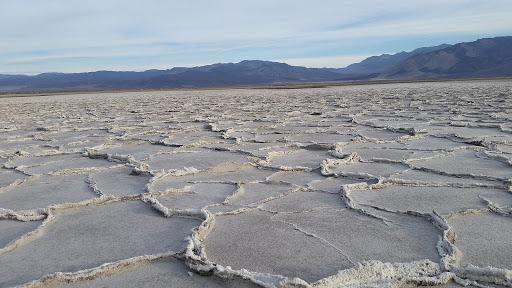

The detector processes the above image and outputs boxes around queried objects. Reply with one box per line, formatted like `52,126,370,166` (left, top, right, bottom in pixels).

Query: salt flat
1,80,511,287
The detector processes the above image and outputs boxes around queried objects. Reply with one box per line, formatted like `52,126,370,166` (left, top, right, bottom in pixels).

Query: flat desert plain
1,80,512,287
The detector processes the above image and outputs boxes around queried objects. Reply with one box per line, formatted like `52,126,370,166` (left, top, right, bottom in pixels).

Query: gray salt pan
307,177,367,193
324,159,410,178
400,136,474,151
356,129,409,141
448,211,512,270
142,150,249,171
1,81,512,287
22,157,120,175
0,139,49,155
260,191,344,213
6,153,84,168
346,148,438,162
95,141,178,161
89,166,151,197
0,174,96,211
150,163,275,191
286,132,353,145
0,169,29,188
411,150,512,180
45,256,261,288
157,183,238,210
350,185,512,216
266,170,328,187
431,127,512,139
275,208,441,267
0,218,41,249
390,169,504,187
166,131,225,146
227,182,295,206
0,200,200,287
266,149,338,169
202,209,354,283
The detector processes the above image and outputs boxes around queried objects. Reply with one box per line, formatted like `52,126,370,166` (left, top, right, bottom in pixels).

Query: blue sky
1,0,511,74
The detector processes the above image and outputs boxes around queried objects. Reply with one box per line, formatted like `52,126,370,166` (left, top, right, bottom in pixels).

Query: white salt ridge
1,81,512,287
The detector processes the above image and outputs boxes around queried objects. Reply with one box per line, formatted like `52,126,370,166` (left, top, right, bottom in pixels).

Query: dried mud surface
1,80,512,287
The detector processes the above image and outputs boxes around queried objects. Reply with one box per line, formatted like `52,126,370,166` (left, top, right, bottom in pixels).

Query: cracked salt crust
1,80,512,287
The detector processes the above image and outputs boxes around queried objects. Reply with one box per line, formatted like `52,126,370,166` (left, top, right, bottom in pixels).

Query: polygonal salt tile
350,185,512,216
7,153,84,168
326,161,410,178
0,174,96,211
0,201,200,287
23,157,120,175
45,256,261,288
260,191,344,212
448,211,512,270
89,166,151,197
157,183,237,210
277,206,442,268
410,150,512,180
227,182,295,206
267,149,337,169
266,170,327,187
202,210,354,283
0,169,29,188
150,163,276,193
390,169,504,186
0,219,41,249
143,150,249,171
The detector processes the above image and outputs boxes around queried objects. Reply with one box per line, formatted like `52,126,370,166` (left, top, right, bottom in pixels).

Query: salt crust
1,81,512,287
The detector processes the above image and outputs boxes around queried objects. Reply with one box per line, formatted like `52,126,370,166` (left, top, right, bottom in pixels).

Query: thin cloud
1,0,511,74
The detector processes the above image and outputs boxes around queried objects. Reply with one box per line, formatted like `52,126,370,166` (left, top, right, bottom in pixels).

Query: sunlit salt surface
1,80,512,287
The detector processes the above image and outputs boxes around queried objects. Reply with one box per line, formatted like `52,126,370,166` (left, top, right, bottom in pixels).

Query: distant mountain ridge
1,36,511,93
327,44,451,76
0,60,346,93
1,60,362,93
380,36,512,79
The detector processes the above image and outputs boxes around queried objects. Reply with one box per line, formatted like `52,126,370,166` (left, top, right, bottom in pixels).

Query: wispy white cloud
1,0,511,74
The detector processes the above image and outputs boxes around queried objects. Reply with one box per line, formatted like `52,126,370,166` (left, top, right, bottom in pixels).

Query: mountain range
1,36,511,93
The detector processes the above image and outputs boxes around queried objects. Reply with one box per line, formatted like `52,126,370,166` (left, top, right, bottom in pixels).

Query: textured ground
1,80,512,287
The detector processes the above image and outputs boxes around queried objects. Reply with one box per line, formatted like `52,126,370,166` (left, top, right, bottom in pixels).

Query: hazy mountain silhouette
380,36,512,79
326,44,451,76
0,60,348,93
1,36,511,93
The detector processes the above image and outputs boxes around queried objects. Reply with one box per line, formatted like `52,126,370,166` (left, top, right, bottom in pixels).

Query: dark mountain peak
37,72,65,76
380,36,512,79
333,44,452,76
239,60,291,67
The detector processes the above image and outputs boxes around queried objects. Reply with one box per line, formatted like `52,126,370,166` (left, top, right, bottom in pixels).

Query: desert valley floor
1,80,512,287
